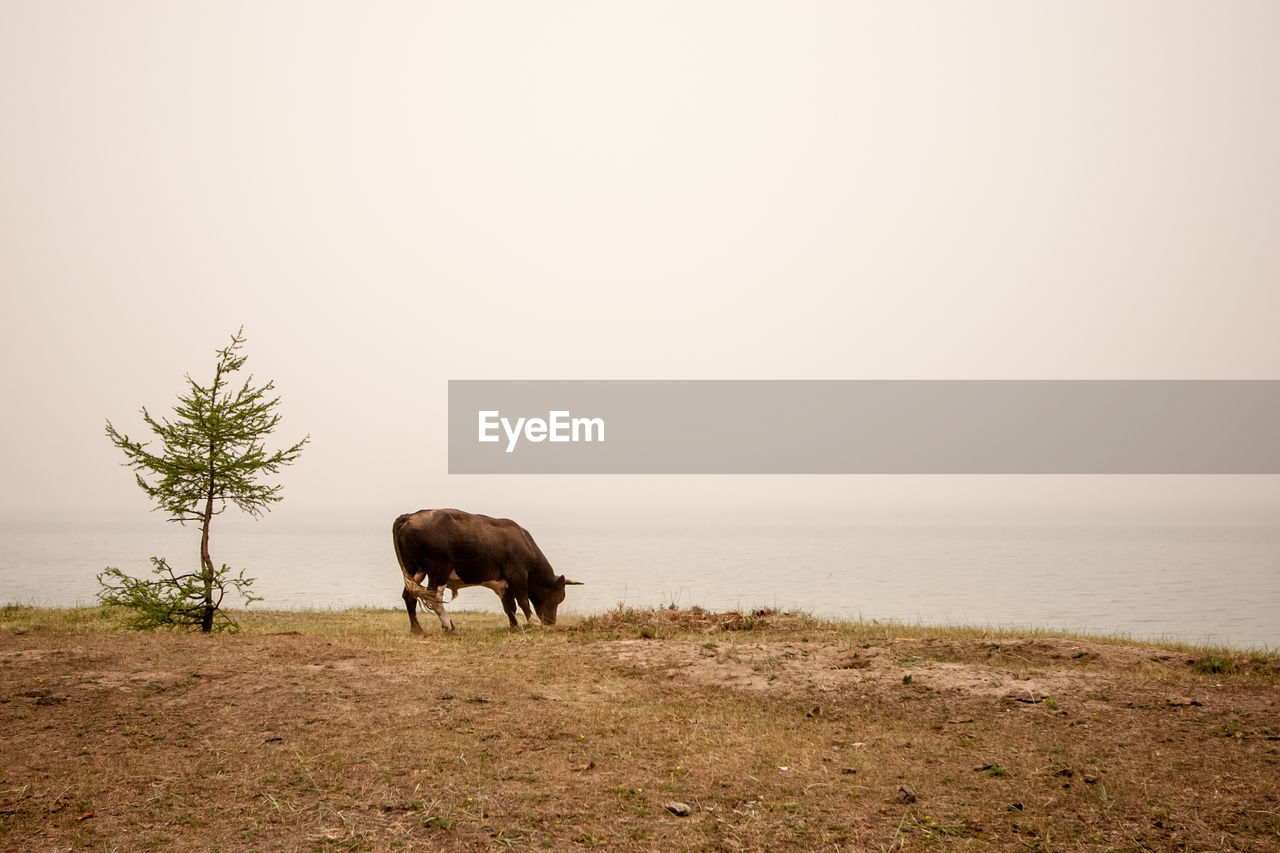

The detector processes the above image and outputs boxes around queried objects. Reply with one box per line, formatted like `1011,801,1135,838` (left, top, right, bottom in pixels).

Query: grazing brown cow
393,508,582,633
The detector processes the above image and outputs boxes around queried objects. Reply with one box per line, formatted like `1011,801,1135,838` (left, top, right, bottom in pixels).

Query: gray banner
448,381,1280,474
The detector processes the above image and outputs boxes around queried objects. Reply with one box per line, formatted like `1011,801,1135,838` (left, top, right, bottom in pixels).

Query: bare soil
1,606,1278,851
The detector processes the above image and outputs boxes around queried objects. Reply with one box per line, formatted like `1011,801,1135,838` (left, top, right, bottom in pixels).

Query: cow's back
393,508,552,586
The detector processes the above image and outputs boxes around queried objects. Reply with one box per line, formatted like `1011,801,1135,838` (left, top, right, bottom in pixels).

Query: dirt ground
1,606,1278,851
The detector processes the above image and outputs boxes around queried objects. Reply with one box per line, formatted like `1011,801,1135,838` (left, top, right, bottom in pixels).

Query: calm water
1,514,1277,649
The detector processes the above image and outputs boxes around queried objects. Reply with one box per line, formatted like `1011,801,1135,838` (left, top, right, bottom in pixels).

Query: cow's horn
564,578,583,586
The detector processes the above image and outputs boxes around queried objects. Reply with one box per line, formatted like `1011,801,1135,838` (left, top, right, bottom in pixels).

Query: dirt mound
572,605,807,635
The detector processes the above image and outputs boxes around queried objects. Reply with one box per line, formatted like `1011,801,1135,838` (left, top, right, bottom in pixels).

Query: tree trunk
199,491,214,633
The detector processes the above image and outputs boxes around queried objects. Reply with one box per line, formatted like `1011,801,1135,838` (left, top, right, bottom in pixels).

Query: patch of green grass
1217,720,1245,739
1191,654,1235,675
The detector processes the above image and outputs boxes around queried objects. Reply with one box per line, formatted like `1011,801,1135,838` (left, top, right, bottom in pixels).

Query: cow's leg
508,575,536,625
498,587,520,628
403,587,425,636
428,584,455,632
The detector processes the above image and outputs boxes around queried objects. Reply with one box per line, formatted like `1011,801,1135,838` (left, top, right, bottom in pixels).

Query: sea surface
1,513,1277,649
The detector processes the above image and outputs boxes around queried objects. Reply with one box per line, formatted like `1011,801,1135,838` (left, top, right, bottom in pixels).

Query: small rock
806,706,821,718
1083,775,1098,785
973,763,994,772
947,717,974,724
896,786,917,804
664,801,691,817
1054,767,1073,777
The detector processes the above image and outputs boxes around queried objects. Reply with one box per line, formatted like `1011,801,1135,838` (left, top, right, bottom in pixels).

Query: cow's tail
393,514,438,605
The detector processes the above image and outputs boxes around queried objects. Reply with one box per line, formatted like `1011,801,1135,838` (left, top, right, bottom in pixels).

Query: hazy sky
2,2,1277,521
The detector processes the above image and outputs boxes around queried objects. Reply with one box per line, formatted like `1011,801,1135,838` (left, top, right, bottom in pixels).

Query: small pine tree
100,328,308,632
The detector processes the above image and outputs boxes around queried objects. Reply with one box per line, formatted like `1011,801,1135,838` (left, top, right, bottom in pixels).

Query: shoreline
3,602,1275,655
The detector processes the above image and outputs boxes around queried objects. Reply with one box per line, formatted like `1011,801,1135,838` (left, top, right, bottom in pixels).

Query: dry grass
1,604,1278,851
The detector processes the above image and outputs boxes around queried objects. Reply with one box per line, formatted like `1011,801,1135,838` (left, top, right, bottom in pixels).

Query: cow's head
534,575,583,626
